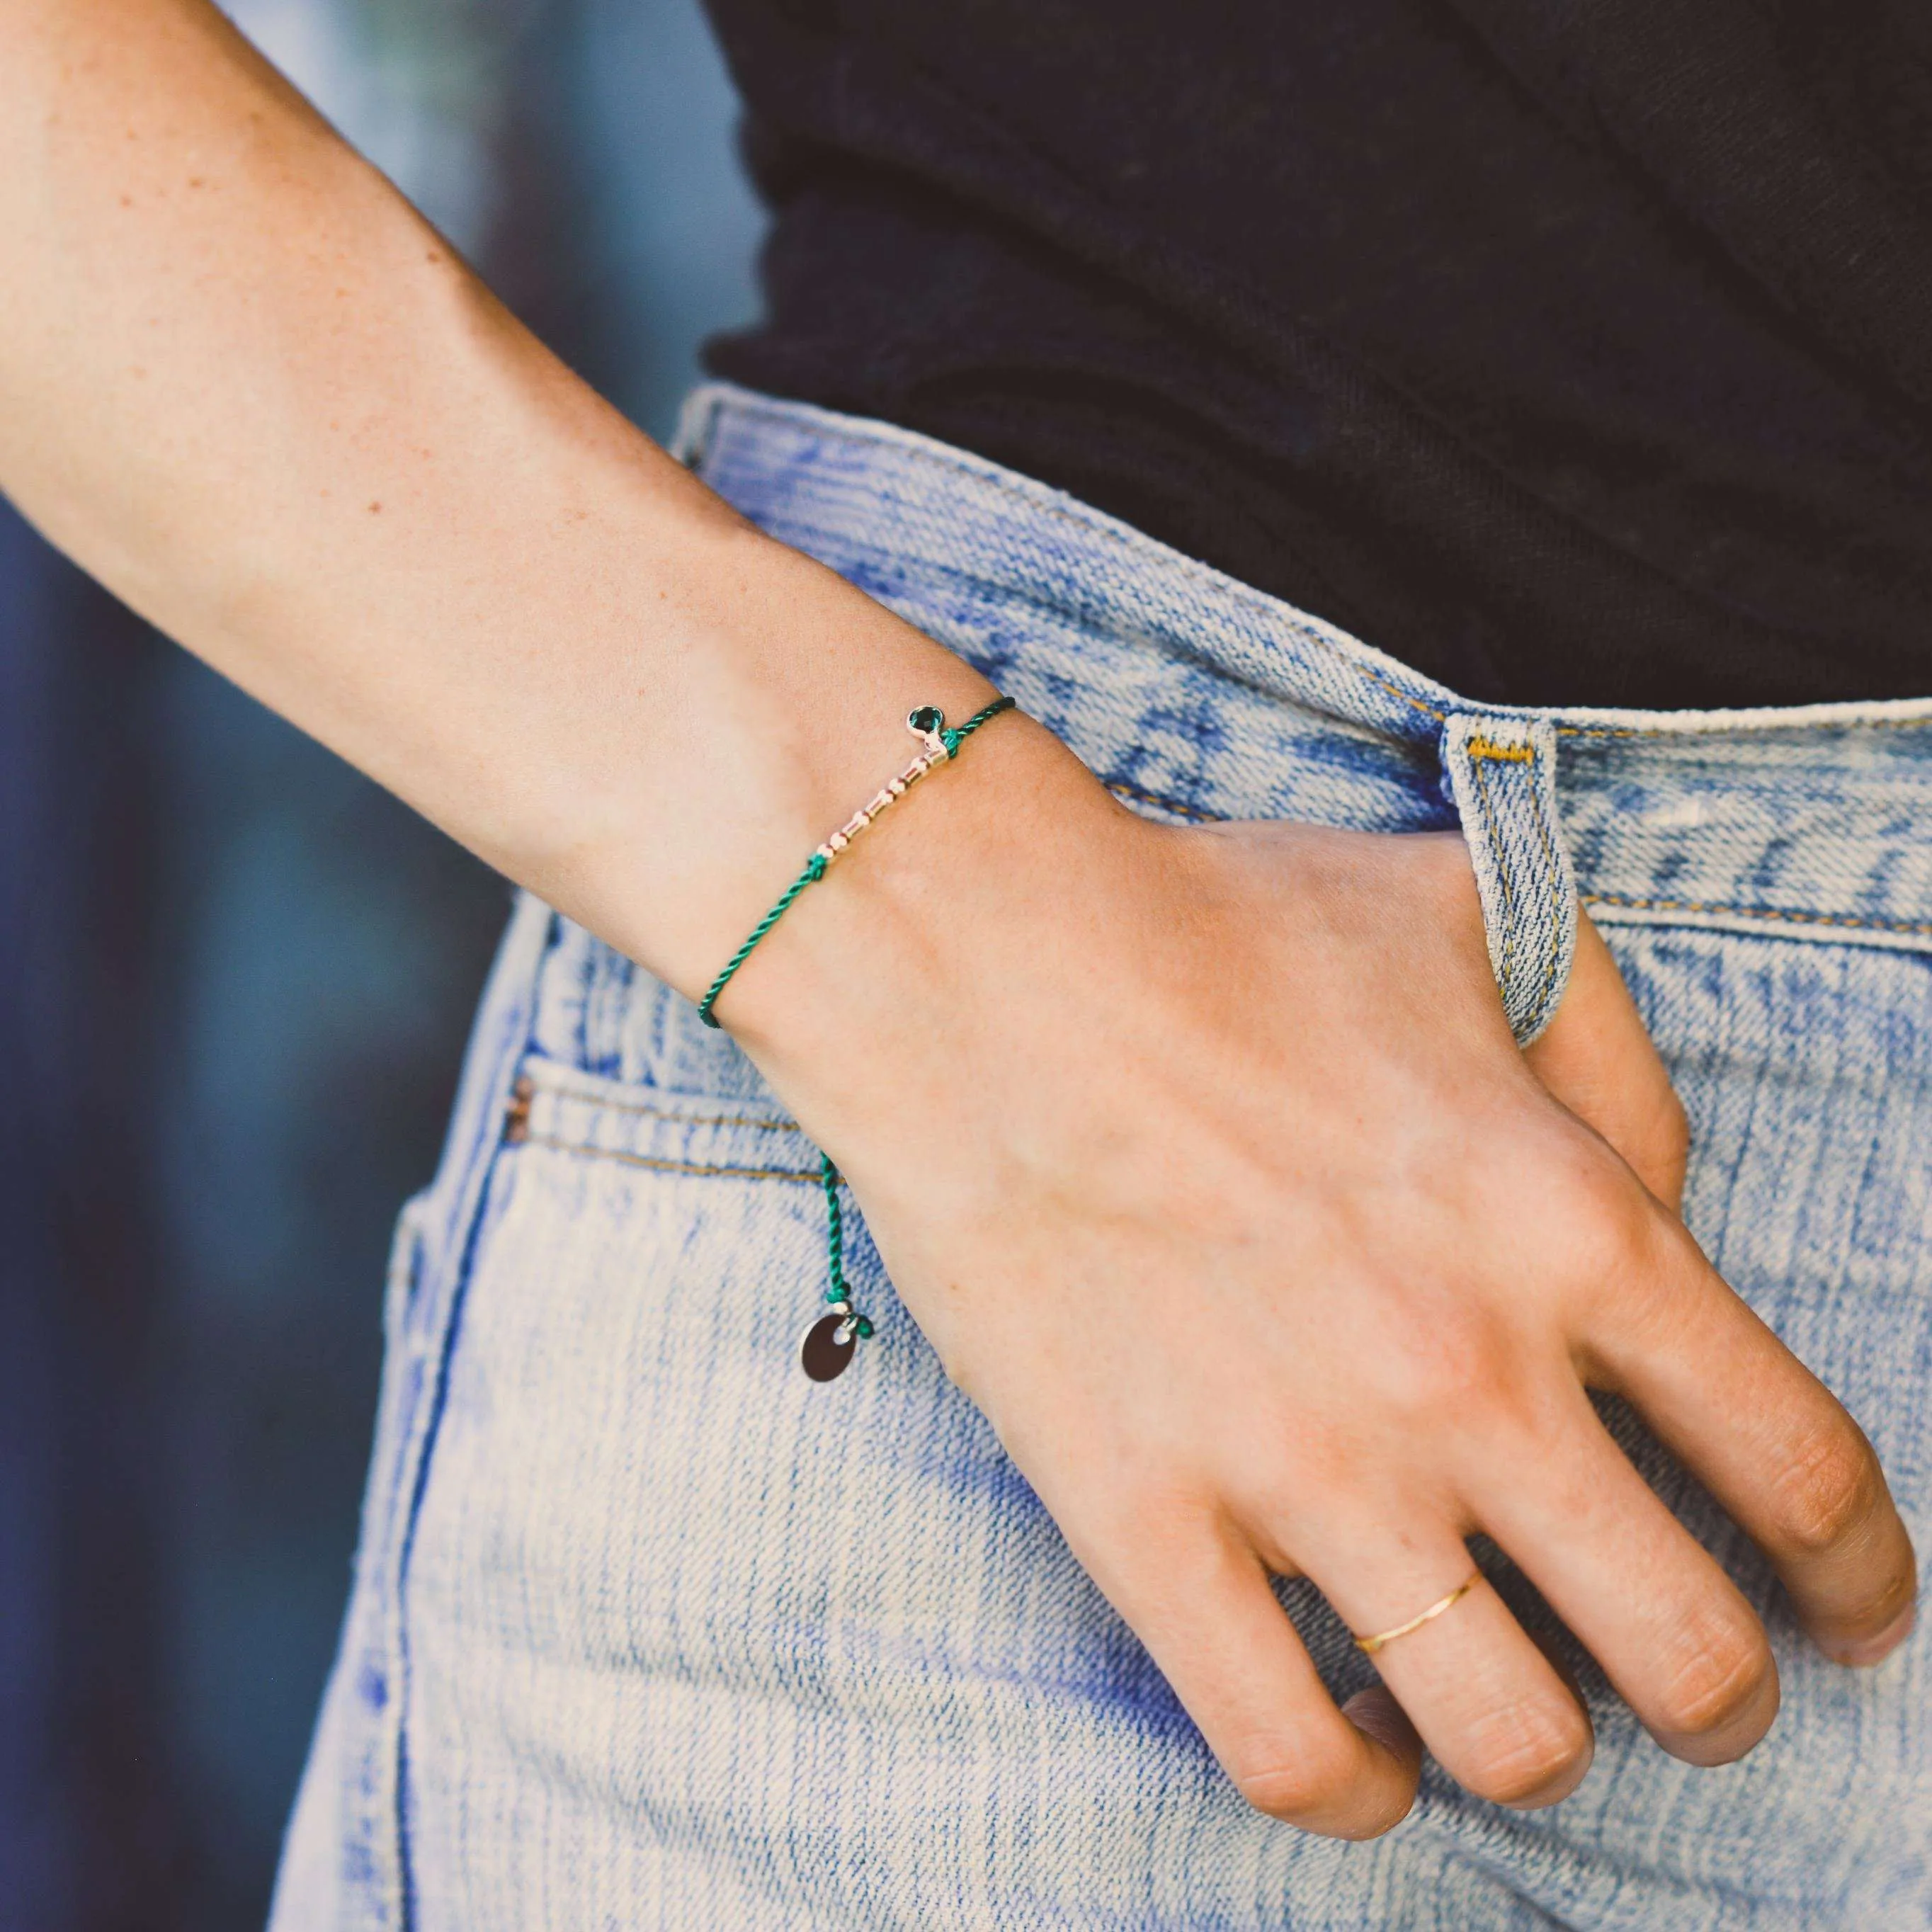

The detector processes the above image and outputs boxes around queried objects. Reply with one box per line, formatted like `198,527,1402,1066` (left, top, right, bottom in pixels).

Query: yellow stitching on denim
1523,753,1571,1030
1356,665,1447,725
1466,753,1519,997
513,1131,821,1184
1465,735,1538,764
1580,892,1932,938
1557,714,1932,742
525,1074,796,1135
1105,777,1219,821
1464,732,1572,1033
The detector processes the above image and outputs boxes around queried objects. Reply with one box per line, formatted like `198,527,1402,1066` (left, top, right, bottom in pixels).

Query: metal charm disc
800,1313,856,1382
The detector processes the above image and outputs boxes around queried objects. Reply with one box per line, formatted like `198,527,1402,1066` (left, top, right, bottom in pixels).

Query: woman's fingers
1525,908,1689,1212
1528,945,1912,1671
1094,1513,1421,1838
1523,907,1911,1659
1471,1394,1783,1765
1586,1213,1918,1666
1300,1542,1594,1808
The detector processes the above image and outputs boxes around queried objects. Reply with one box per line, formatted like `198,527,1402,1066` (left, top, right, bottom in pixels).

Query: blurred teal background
0,4,766,1924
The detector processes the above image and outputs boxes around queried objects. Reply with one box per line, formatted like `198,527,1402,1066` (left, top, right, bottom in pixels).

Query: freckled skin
0,0,1914,1843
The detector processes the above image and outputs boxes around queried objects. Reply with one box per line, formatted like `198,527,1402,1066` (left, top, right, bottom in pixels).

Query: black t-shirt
700,1,1932,709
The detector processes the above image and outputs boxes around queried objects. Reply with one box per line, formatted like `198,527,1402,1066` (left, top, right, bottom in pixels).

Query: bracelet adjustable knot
697,695,1016,1380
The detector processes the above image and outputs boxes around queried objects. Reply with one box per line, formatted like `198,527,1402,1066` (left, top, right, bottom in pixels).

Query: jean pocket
502,1054,815,1181
466,1052,837,1394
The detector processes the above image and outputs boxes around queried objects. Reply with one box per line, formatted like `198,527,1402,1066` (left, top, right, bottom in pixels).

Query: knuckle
1227,1739,1357,1824
1565,1162,1657,1275
1504,1145,1654,1300
1846,1560,1918,1637
1363,1297,1537,1431
1653,1619,1773,1738
1771,1424,1882,1557
1457,1698,1592,1807
1391,1319,1511,1414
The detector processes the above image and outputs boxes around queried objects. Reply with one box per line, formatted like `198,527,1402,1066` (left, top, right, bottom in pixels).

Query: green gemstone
907,705,945,736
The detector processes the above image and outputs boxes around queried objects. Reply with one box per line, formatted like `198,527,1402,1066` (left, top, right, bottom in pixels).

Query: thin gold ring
1353,1572,1482,1655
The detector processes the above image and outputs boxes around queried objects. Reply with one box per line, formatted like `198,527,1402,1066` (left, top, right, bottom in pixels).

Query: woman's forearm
6,1,1916,1839
0,0,1000,991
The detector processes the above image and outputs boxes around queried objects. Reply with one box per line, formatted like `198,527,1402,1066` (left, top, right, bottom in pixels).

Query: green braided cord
820,1156,873,1338
696,695,1016,1030
822,1153,846,1297
697,693,1016,1360
941,694,1016,758
697,851,827,1028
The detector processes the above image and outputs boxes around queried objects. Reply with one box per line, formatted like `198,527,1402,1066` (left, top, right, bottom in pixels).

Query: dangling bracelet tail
696,695,1017,1380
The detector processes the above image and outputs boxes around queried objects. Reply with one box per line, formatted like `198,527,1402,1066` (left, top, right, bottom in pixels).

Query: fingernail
1824,1598,1916,1667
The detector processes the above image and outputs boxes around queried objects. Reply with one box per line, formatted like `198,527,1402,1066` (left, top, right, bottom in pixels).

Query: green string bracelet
698,695,1014,1028
697,695,1016,1381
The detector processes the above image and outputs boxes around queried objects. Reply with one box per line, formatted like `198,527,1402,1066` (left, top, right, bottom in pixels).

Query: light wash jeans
271,386,1932,1931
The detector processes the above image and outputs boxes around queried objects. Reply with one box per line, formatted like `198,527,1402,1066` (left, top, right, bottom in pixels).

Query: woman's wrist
700,700,1142,1132
545,517,1011,1004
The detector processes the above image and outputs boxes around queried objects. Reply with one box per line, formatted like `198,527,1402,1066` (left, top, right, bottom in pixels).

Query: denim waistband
674,384,1932,1023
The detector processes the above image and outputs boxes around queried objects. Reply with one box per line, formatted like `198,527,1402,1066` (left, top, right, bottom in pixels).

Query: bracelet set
698,694,1016,1382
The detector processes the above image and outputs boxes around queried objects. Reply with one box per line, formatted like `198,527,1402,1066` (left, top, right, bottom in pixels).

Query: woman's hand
1,0,1910,1838
725,718,1918,1839
1527,909,1690,1214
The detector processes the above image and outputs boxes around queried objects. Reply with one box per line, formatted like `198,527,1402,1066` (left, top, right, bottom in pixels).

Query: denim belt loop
1440,712,1578,1047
